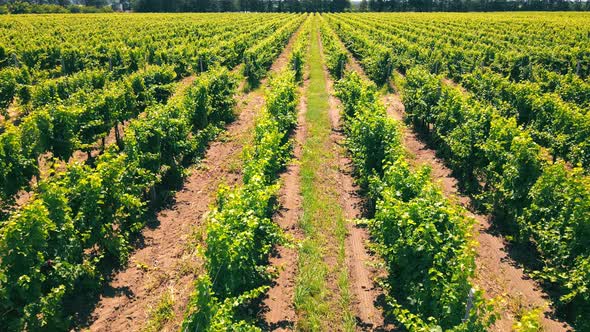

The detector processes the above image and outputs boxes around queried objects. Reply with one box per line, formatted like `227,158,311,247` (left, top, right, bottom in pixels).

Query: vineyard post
114,122,122,149
463,288,475,322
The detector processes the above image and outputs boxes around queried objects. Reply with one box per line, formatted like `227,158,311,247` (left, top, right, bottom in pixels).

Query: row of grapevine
1,14,292,117
318,18,347,80
341,73,495,331
0,66,238,331
461,69,590,169
319,21,495,326
0,13,309,329
323,16,392,84
182,71,301,331
0,67,29,115
0,15,297,212
0,65,177,209
326,13,589,329
289,15,312,82
191,15,297,73
0,14,294,125
356,13,590,84
182,19,310,330
335,12,590,107
329,14,590,171
28,69,109,109
243,14,306,85
402,67,590,330
0,14,277,78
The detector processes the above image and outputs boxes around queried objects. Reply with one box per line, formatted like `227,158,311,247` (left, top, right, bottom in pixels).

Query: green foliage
513,308,543,332
243,15,305,85
0,67,238,330
335,73,402,188
325,16,392,84
185,68,299,329
0,13,300,331
331,13,590,173
30,69,108,109
520,163,590,329
0,65,177,202
205,70,297,297
401,60,590,330
289,17,312,83
206,180,281,297
181,276,264,332
319,21,348,80
0,3,112,15
0,124,38,202
0,16,297,329
463,68,590,169
402,67,442,133
334,71,495,331
0,68,18,114
481,116,542,227
372,161,493,331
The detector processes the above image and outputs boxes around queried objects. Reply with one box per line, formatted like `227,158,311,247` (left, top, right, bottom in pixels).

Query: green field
0,12,588,332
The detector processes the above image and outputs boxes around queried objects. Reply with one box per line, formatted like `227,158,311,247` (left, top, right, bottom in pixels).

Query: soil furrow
262,71,308,332
257,20,310,330
320,39,390,332
85,88,262,332
83,26,304,332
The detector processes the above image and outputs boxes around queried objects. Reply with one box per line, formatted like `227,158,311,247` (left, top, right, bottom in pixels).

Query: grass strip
294,15,355,332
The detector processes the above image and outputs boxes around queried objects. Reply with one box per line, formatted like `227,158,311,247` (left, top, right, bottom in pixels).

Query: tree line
0,0,116,14
131,0,349,12
362,0,590,12
0,0,588,17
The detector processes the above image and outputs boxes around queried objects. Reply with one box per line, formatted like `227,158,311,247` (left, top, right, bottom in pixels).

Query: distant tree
2,0,575,13
359,0,367,10
218,0,235,10
369,0,384,11
133,0,162,11
83,0,107,6
7,1,32,13
332,0,349,11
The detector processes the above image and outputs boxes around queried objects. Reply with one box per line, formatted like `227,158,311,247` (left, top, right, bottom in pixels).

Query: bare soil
84,28,304,332
321,33,391,332
257,22,316,331
85,88,263,332
262,72,308,332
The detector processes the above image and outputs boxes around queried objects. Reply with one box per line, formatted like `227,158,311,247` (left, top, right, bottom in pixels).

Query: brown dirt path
329,79,389,332
260,19,311,331
261,69,308,332
85,87,263,332
319,28,391,332
83,26,304,332
380,92,571,332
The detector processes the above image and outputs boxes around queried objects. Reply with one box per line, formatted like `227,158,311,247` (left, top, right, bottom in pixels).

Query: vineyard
0,11,588,332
